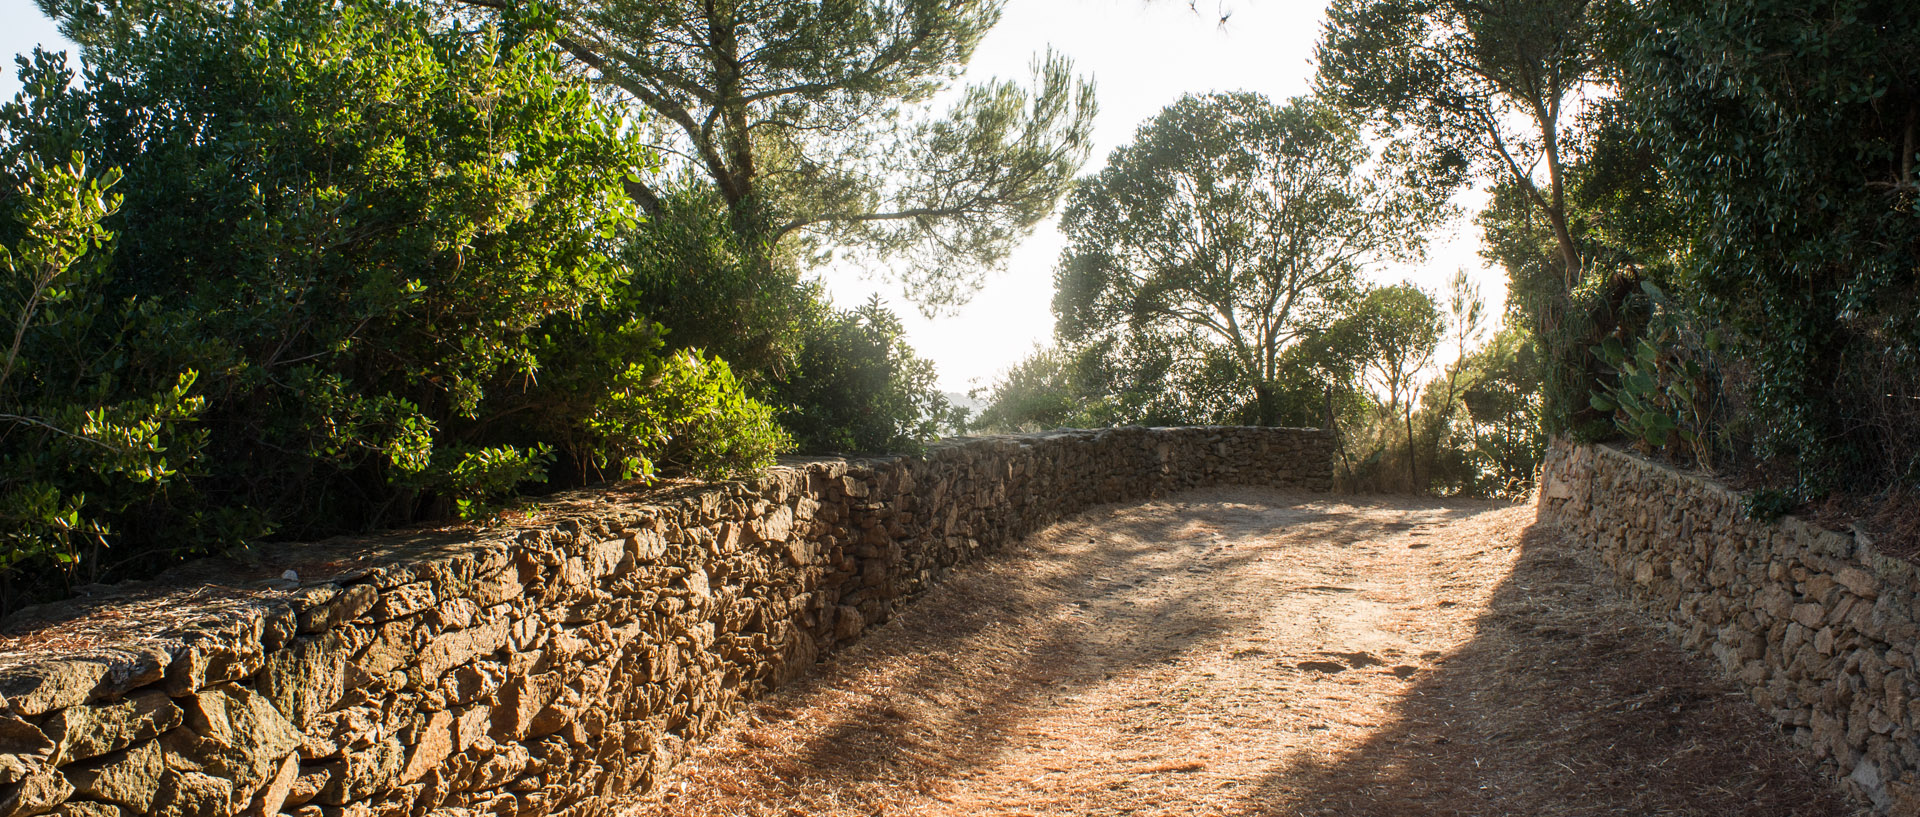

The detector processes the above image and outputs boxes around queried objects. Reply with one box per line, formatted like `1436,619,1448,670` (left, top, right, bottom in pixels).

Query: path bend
627,488,1855,817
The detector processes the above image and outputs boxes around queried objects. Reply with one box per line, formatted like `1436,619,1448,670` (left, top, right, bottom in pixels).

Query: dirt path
625,488,1858,817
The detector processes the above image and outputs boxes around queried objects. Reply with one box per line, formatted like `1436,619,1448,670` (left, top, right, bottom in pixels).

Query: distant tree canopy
1326,282,1444,486
1053,93,1449,426
971,345,1092,432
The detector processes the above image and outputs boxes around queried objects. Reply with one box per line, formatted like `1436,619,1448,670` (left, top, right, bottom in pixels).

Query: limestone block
360,621,424,678
371,584,435,622
1836,567,1881,600
243,753,299,817
149,769,231,817
299,586,380,633
44,690,182,766
624,531,667,564
46,802,120,817
453,707,491,756
258,631,350,732
65,740,163,813
832,606,864,641
586,538,626,580
314,737,403,806
411,620,509,690
1792,603,1826,630
754,507,794,545
488,674,562,743
0,716,54,785
439,664,501,709
285,766,328,809
0,766,72,817
431,600,481,632
469,571,524,607
398,712,453,785
839,477,869,500
0,661,113,718
162,638,264,698
167,685,303,793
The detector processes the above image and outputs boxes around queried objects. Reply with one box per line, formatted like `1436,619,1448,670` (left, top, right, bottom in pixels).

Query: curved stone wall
1540,440,1920,813
0,426,1331,817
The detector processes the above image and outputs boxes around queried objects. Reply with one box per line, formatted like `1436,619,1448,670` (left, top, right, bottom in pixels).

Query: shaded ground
625,488,1859,816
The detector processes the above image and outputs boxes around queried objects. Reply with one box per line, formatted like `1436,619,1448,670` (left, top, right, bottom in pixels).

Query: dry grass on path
623,488,1858,817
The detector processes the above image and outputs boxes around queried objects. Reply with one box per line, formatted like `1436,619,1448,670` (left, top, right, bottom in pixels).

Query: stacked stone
0,426,1330,817
1540,441,1920,813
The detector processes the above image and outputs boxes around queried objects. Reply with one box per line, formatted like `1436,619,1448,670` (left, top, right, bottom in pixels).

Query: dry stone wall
0,426,1331,817
1540,440,1920,813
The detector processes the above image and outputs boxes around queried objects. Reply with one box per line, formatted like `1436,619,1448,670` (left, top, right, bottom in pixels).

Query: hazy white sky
0,0,1501,392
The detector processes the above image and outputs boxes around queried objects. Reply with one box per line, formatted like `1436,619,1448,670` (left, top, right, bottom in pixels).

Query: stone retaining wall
1539,440,1920,812
0,426,1331,817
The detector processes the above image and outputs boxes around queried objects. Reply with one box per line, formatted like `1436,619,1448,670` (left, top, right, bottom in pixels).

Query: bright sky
1,3,66,96
0,0,1502,393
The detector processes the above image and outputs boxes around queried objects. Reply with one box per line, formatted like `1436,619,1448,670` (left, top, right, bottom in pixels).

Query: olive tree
1054,92,1449,426
1333,283,1445,487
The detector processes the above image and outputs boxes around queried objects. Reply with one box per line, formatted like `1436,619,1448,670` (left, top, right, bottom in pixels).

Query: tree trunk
1325,384,1352,487
1252,382,1278,427
1404,406,1418,492
1542,140,1582,292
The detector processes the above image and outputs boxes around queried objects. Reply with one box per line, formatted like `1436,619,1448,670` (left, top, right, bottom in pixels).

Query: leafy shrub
1589,284,1723,468
618,184,818,380
2,0,652,531
1743,489,1795,523
0,154,208,600
588,350,790,481
613,187,954,458
771,295,955,455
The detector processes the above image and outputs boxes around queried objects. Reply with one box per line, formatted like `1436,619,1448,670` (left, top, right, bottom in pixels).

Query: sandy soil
623,488,1860,817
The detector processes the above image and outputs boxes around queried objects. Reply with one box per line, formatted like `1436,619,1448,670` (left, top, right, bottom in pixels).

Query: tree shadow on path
1240,519,1861,817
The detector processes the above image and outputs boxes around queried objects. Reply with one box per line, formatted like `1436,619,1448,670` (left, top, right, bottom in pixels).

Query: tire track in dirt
623,488,1858,817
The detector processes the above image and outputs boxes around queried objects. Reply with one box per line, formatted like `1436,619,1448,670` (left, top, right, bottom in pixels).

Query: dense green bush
971,346,1100,432
1621,0,1920,498
588,349,790,481
0,155,206,599
4,0,653,529
769,295,958,455
0,0,788,605
617,184,819,380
